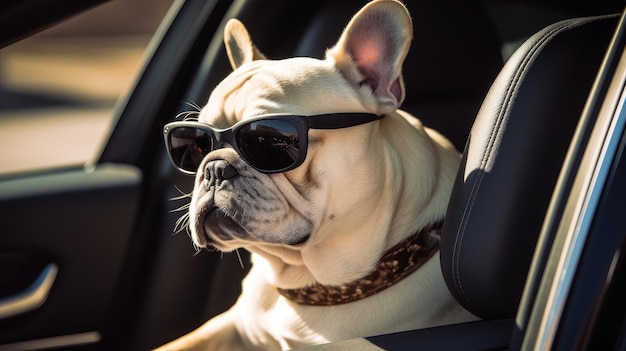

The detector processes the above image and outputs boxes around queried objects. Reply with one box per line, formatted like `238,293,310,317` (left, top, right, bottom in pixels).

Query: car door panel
0,164,141,347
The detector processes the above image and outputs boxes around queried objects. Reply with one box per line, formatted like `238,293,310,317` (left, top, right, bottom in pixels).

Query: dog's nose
219,163,238,179
205,160,239,183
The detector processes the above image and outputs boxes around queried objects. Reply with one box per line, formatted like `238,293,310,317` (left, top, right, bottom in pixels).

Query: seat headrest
440,15,619,319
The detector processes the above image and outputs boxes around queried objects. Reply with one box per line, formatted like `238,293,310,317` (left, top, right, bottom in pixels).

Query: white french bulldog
157,0,476,350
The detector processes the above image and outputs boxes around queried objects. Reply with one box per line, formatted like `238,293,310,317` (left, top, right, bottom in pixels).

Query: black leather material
440,15,619,319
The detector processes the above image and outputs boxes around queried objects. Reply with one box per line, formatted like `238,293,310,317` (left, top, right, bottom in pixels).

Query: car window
0,0,174,176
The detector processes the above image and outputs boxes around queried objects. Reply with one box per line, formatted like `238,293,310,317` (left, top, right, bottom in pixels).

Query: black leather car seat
440,14,618,323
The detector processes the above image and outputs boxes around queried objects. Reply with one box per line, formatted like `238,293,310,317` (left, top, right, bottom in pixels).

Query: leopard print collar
276,221,443,306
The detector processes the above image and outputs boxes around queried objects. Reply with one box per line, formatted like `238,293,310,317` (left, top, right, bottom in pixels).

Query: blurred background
0,0,175,176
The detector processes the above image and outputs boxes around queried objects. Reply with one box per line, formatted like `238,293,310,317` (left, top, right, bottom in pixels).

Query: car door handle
0,263,58,319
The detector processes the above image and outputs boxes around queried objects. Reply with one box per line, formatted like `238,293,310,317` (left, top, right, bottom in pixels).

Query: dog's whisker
175,102,202,121
170,193,192,202
173,213,188,230
235,249,245,269
179,100,202,111
184,101,202,112
170,203,190,213
170,188,192,240
173,212,191,235
235,206,247,223
174,185,186,194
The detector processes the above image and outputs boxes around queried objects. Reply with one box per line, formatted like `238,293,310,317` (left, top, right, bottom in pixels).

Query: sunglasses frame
163,112,383,174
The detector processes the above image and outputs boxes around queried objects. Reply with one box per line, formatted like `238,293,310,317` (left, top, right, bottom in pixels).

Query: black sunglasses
163,112,383,174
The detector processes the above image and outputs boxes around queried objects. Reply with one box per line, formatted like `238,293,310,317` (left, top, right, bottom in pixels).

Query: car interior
1,0,625,350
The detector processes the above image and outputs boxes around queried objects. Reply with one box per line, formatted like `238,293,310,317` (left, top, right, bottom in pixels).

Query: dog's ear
327,0,412,114
224,19,267,69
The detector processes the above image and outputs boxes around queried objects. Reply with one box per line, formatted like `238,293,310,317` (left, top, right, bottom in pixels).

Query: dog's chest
235,254,463,349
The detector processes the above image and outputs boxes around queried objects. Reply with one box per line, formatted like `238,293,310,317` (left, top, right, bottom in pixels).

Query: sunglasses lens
236,119,300,171
168,127,213,173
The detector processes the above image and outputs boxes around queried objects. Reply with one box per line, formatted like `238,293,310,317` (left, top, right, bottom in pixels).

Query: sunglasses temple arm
308,113,383,129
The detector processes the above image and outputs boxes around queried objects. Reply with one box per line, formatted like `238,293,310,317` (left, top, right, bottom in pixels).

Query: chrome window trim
526,19,626,350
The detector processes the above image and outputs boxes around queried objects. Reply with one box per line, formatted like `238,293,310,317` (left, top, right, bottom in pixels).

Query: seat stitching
449,17,597,310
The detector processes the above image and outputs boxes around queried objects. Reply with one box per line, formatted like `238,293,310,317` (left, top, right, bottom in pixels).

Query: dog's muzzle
194,159,246,246
193,156,312,248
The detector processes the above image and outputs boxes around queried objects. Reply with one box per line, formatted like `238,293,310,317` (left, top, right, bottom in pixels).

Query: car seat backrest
440,15,619,319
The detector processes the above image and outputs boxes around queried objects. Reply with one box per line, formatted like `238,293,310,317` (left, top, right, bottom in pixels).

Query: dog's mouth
199,207,311,248
202,207,244,243
288,234,310,246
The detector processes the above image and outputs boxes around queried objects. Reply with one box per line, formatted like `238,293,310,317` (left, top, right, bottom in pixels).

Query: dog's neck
277,221,442,306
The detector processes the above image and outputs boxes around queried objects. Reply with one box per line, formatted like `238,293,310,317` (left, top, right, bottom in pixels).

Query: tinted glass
236,119,300,170
169,127,213,172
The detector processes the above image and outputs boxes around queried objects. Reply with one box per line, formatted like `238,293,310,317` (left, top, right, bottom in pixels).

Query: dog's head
169,0,456,287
